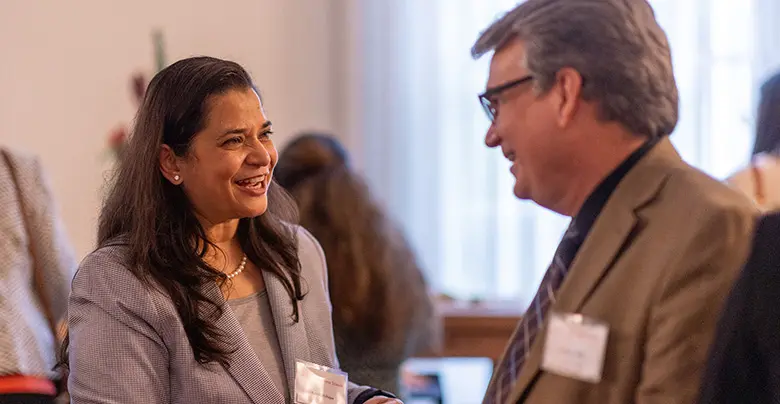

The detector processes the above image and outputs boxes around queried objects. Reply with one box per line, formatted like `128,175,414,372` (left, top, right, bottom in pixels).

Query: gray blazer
67,226,376,403
0,148,76,379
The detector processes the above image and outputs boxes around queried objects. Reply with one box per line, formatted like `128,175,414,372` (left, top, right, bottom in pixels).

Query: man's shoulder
627,160,758,264
658,161,757,219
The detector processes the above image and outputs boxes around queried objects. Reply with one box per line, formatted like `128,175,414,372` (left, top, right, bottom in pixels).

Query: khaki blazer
494,138,758,404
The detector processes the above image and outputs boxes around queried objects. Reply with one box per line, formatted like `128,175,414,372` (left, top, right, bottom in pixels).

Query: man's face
483,40,577,207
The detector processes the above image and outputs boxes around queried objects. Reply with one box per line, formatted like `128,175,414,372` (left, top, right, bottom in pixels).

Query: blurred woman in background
276,133,440,395
728,71,780,211
0,147,76,404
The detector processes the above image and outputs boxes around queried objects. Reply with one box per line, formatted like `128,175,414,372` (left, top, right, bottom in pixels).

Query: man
471,0,757,403
698,211,780,403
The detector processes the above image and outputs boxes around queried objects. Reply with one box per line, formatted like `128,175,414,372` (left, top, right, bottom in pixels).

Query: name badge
294,360,348,404
540,312,609,383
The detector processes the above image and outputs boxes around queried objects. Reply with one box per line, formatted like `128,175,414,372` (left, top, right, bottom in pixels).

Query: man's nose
485,124,500,148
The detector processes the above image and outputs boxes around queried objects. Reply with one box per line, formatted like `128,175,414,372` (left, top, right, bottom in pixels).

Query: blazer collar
265,269,312,400
557,138,681,311
203,269,311,404
507,137,682,402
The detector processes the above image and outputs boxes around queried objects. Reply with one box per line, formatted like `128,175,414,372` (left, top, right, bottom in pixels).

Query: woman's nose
246,143,272,166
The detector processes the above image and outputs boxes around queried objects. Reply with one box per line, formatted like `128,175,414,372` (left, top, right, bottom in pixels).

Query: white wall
0,0,344,258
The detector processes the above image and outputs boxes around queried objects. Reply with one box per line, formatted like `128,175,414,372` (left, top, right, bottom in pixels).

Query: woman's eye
224,137,242,146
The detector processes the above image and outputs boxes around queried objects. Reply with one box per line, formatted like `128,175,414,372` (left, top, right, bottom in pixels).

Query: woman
64,57,400,404
0,147,75,404
275,134,439,395
727,71,780,211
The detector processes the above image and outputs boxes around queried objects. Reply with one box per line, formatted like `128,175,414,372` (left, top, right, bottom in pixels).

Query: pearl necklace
226,255,248,280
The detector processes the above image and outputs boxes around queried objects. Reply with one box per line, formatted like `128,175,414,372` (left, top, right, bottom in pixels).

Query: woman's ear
159,145,183,185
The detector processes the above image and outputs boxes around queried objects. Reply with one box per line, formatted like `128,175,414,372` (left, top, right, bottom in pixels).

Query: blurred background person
275,133,440,396
698,211,780,404
727,71,780,211
0,147,76,404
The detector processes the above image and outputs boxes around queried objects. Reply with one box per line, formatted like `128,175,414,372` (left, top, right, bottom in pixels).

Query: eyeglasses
478,75,534,122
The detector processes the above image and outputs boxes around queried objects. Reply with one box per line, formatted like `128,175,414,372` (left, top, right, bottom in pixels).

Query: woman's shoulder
74,242,131,281
727,164,756,188
1,146,40,169
729,154,780,179
727,154,780,210
283,222,328,284
71,242,160,311
293,224,324,257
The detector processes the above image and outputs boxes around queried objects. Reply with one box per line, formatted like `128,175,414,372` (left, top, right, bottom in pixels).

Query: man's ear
552,67,584,128
159,145,183,185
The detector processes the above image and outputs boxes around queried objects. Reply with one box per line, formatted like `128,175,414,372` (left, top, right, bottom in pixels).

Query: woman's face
170,87,277,225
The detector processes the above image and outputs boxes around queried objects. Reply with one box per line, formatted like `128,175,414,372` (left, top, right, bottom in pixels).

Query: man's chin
513,182,531,200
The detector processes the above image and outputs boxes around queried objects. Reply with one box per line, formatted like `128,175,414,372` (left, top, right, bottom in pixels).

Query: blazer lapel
203,283,286,404
265,271,312,398
507,138,681,403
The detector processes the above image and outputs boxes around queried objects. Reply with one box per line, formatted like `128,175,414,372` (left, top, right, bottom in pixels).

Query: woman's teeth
236,175,265,187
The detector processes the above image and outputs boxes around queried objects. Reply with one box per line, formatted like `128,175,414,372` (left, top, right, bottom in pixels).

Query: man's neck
551,135,647,217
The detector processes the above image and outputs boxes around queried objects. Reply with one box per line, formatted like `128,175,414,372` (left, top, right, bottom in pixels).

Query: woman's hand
364,398,403,404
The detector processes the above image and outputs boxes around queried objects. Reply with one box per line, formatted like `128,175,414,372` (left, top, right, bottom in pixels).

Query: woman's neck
199,218,243,274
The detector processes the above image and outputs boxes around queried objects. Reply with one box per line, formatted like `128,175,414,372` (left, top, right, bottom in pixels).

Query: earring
173,174,180,182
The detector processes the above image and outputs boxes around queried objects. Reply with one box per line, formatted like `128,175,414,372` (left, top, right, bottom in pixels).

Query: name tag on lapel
541,312,609,383
294,360,348,404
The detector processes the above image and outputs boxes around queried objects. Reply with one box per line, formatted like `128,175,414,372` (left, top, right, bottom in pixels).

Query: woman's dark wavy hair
275,133,431,351
61,56,304,368
753,71,780,156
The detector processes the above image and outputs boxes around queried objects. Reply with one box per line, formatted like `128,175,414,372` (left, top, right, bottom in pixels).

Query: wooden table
422,301,523,363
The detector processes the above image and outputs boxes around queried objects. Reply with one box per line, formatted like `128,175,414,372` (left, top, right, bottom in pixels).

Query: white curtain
340,0,780,308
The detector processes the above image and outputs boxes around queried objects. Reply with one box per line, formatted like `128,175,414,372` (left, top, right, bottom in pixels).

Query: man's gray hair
472,0,678,138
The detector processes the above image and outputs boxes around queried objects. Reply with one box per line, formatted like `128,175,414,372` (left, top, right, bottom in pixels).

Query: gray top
228,291,289,399
67,225,374,404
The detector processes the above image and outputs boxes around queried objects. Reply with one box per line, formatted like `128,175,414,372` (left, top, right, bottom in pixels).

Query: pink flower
109,127,126,145
108,126,127,152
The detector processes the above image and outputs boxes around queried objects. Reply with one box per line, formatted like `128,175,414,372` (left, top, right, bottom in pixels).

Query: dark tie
483,222,580,404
